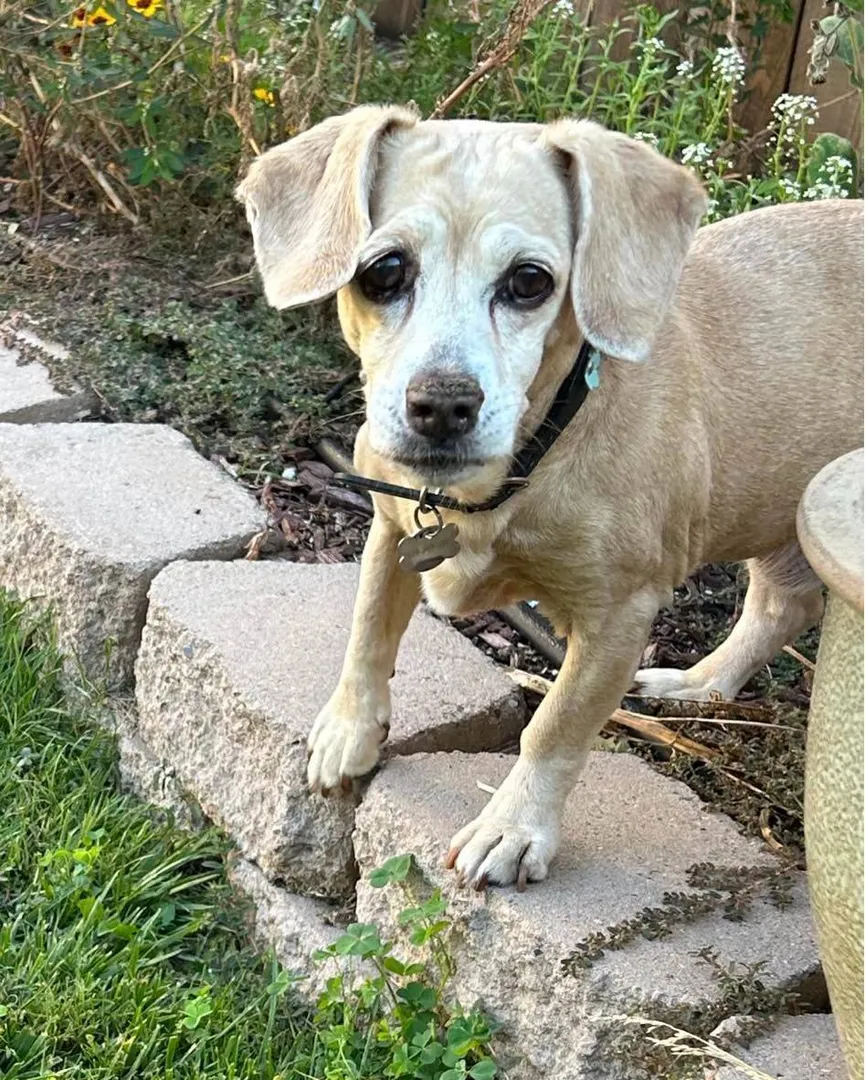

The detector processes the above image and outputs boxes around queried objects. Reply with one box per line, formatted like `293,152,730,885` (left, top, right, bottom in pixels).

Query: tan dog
237,105,864,890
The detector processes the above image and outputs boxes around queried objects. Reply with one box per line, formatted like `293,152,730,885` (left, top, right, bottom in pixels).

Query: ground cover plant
0,592,499,1079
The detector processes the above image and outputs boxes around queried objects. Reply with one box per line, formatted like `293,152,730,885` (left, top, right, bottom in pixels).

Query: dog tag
585,349,602,390
398,523,460,573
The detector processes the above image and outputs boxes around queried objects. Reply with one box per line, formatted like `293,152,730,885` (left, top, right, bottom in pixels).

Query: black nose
405,373,484,440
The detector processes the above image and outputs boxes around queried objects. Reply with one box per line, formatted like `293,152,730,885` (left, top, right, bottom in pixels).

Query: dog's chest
420,546,497,615
418,520,545,617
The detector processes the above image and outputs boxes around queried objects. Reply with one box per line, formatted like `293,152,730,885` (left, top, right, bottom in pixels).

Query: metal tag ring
414,489,444,532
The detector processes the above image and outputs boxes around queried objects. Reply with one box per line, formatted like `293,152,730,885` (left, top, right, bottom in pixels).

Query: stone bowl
797,447,863,1080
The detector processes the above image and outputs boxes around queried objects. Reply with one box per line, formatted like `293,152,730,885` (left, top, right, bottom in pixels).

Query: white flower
552,0,575,14
805,154,855,200
681,142,713,167
633,131,660,147
675,58,694,79
824,154,854,175
639,35,664,55
771,93,819,126
779,177,803,200
712,46,746,87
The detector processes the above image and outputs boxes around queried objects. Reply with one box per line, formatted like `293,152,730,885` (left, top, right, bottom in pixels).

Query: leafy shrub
313,854,498,1079
0,0,860,234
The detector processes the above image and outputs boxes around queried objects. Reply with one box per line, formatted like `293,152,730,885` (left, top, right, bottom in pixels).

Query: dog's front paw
307,692,389,795
445,759,564,891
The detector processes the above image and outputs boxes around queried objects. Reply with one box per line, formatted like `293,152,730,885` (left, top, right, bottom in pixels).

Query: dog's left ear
543,120,707,363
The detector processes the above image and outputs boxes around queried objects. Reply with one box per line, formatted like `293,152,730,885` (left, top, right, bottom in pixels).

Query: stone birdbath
797,447,863,1080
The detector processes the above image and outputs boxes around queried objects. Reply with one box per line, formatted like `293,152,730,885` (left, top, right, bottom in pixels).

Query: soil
1,220,816,859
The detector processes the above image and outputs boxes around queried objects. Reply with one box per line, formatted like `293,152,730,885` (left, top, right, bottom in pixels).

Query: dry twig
782,644,816,672
505,669,718,761
429,0,554,118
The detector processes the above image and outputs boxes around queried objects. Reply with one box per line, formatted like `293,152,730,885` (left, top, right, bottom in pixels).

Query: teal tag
585,350,602,391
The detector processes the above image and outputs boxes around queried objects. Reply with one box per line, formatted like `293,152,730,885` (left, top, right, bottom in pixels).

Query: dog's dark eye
505,263,554,307
356,251,408,302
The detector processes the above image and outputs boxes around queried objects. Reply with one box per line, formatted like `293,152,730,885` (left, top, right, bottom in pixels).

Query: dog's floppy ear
543,119,707,362
236,104,418,309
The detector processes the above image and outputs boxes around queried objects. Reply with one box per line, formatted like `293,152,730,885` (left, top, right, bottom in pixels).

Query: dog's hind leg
632,542,824,702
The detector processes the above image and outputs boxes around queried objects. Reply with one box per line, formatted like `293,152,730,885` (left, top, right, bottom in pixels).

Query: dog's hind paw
631,666,731,701
307,693,389,795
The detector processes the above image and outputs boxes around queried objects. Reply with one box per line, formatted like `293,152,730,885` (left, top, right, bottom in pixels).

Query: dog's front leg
308,513,420,794
448,588,662,889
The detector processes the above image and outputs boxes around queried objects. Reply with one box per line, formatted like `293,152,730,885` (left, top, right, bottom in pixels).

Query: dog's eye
356,252,408,302
505,263,554,307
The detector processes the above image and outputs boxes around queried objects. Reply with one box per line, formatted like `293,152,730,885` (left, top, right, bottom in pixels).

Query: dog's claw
340,774,353,793
319,785,330,798
517,861,529,892
474,873,488,892
444,847,459,870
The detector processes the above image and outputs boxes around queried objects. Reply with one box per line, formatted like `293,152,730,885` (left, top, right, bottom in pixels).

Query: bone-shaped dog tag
398,523,460,573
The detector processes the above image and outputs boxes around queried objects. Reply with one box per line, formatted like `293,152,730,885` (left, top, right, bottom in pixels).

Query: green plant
808,0,864,89
1,1,860,233
561,862,796,975
312,852,498,1079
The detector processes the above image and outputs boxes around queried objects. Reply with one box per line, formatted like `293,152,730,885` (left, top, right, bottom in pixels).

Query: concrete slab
134,560,525,900
714,1013,846,1080
354,751,822,1080
0,422,264,684
0,342,95,423
228,858,349,996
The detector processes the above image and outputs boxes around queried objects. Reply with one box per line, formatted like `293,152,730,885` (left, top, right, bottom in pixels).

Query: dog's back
674,199,864,560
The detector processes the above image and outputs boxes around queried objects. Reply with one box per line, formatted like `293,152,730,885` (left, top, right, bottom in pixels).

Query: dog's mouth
387,438,487,484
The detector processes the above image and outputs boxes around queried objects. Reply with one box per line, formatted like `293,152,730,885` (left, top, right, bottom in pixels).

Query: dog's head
237,106,706,487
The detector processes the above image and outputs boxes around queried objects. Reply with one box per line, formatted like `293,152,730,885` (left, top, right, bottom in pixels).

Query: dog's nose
405,373,484,440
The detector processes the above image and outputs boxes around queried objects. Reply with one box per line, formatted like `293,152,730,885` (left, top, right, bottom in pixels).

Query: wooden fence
373,0,862,151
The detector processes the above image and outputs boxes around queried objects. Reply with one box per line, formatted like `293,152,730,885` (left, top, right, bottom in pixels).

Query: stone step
133,560,525,901
228,858,348,998
0,338,95,423
0,422,264,685
353,751,822,1080
713,1013,845,1080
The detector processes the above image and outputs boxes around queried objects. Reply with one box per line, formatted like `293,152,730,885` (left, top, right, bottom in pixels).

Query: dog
237,105,864,891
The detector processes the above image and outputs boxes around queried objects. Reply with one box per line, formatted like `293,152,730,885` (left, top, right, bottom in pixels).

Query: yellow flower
253,87,275,106
71,4,116,25
127,0,163,16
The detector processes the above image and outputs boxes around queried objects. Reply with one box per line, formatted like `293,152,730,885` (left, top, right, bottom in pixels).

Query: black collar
332,340,599,515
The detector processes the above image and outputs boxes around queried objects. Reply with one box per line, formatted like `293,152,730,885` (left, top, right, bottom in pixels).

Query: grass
0,594,315,1078
0,593,499,1080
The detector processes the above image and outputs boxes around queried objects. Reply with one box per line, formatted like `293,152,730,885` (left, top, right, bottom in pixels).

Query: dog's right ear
235,105,418,309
